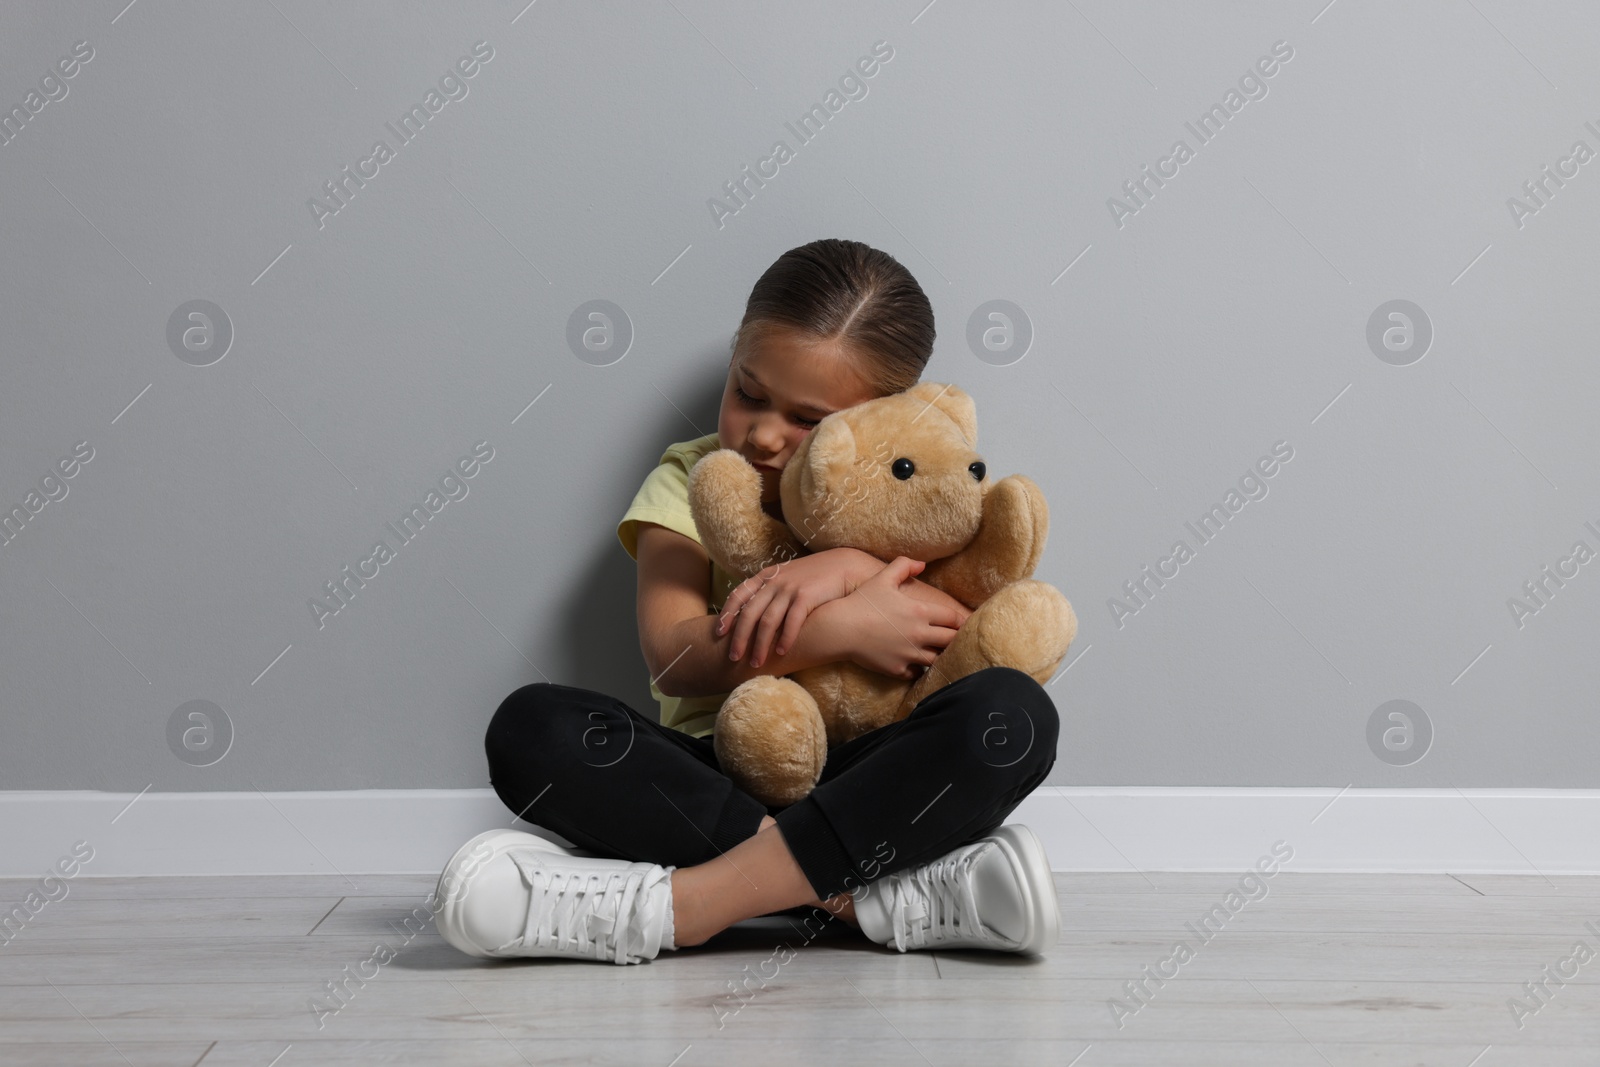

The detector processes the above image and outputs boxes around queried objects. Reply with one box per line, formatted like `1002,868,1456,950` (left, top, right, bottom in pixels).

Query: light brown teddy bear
687,381,1078,808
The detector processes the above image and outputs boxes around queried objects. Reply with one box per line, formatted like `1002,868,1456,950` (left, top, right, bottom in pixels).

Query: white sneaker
852,824,1060,955
434,828,676,964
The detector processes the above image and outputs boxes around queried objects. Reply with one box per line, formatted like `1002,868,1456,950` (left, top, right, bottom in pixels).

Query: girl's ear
904,382,976,447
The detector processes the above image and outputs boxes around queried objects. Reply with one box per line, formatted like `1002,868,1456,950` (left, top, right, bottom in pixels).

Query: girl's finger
886,556,924,584
730,583,779,660
872,556,905,580
750,591,793,668
718,582,755,633
723,566,781,631
774,599,810,658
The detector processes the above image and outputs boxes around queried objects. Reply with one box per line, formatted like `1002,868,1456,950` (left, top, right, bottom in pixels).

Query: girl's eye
737,386,820,428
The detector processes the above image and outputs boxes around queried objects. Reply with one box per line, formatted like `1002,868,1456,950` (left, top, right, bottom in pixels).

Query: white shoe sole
989,824,1061,955
434,828,575,958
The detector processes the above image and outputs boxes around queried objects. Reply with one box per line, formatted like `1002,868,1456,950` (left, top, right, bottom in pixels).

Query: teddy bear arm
689,450,807,579
709,508,805,581
917,555,987,611
921,474,1049,604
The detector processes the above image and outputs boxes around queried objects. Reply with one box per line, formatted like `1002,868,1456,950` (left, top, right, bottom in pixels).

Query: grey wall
3,1,1596,792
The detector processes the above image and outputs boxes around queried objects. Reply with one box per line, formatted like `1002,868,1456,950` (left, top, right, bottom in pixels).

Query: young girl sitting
435,238,1062,964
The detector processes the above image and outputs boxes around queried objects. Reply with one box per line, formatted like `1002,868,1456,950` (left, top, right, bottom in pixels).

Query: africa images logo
1107,39,1295,228
307,41,495,230
308,441,495,630
1108,441,1294,629
707,39,894,229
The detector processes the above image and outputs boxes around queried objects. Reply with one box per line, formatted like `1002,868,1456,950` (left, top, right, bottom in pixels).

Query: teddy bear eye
969,461,986,481
891,458,914,480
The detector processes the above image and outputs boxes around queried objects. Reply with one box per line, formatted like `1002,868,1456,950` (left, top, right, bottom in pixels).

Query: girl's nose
750,415,786,454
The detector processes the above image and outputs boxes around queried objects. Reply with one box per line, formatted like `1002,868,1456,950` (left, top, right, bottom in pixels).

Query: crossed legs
669,813,859,947
484,669,1059,950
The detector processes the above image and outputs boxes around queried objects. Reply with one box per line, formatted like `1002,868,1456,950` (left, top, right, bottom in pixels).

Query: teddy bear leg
903,580,1079,706
711,676,829,809
968,580,1078,682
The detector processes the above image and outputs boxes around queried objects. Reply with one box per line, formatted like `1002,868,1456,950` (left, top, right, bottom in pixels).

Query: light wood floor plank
1054,872,1484,896
1447,872,1600,896
11,1037,1595,1067
2,895,343,940
0,1043,214,1067
2,872,1595,1061
5,926,1596,987
2,975,1596,1044
0,873,435,900
1055,891,1600,935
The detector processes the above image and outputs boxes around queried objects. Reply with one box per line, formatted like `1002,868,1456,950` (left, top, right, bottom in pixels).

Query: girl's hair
729,238,934,397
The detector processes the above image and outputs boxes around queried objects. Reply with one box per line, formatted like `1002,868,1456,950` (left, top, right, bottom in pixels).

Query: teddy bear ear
904,381,976,447
798,412,857,500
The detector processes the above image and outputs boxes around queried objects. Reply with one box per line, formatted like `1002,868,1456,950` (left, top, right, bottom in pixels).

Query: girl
435,239,1063,964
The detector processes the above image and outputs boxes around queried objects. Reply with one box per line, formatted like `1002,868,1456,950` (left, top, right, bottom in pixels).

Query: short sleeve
615,435,739,728
617,456,702,561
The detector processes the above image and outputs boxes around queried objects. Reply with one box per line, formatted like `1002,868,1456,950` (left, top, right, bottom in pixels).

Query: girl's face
717,326,879,510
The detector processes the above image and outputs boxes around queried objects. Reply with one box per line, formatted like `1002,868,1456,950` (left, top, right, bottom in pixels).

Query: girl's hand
716,547,881,669
831,556,969,681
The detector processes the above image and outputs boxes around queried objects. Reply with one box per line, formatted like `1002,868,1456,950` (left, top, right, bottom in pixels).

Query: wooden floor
0,870,1595,1065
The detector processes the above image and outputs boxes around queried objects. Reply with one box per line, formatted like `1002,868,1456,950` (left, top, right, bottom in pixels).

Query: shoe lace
885,841,995,951
503,851,652,963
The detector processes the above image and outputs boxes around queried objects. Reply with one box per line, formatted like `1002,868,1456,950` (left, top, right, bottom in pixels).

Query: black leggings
483,666,1059,901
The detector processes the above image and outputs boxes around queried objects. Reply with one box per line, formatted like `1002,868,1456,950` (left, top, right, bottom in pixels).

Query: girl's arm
638,522,968,695
718,547,974,669
715,546,883,668
636,522,859,698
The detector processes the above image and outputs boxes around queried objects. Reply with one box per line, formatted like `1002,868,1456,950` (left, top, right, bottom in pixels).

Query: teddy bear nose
892,458,914,480
970,461,986,481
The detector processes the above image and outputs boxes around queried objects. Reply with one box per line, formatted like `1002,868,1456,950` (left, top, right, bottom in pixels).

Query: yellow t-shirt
616,432,743,739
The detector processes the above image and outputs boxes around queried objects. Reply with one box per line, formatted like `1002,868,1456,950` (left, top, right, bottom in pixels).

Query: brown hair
729,238,934,397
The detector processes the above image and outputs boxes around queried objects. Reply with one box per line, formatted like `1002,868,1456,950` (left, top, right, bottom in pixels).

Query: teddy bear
687,380,1078,808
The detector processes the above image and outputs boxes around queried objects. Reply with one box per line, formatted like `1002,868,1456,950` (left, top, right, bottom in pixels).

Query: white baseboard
1,786,1596,879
